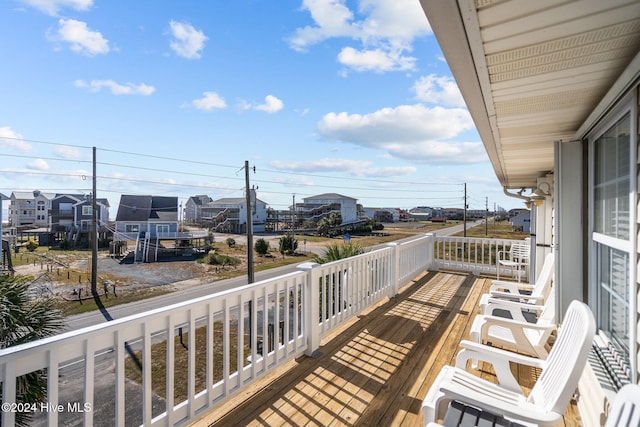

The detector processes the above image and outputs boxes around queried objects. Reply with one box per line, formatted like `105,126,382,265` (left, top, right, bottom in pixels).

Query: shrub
200,253,240,266
25,240,38,252
225,237,236,248
254,238,269,256
278,233,298,256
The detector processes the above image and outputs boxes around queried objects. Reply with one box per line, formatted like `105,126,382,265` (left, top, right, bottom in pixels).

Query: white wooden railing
0,233,529,426
433,236,528,279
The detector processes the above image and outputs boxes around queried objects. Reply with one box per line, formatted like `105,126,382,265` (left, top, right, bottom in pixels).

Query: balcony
0,234,576,427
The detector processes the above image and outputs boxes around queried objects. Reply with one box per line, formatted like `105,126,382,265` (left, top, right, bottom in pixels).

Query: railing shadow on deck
202,271,479,427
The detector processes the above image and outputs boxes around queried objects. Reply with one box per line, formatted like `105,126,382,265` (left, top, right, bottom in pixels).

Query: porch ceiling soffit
422,0,640,188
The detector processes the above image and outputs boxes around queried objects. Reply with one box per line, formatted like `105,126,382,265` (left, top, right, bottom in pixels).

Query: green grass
454,220,530,240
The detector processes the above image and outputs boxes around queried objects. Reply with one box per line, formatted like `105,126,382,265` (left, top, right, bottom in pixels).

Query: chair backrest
527,300,595,414
531,253,555,298
510,241,530,260
537,291,556,325
604,383,640,427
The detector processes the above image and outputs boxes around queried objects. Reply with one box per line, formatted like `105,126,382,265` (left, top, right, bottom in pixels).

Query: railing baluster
84,338,95,427
115,330,125,427
142,323,152,425
166,315,175,425
47,349,59,426
188,308,196,419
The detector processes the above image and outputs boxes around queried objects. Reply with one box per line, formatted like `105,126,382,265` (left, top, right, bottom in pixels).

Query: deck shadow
205,271,479,427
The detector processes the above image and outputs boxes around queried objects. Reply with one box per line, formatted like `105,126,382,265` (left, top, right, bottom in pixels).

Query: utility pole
244,161,254,283
463,183,467,238
291,194,295,235
91,146,98,295
485,196,488,236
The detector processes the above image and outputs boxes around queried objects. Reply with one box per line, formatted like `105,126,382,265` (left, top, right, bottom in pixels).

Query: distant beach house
200,189,267,233
114,195,182,262
184,194,213,222
510,210,531,233
297,193,360,225
115,195,178,238
50,194,110,233
8,190,56,229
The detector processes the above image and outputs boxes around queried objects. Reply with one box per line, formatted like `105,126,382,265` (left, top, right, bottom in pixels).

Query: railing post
386,242,399,297
425,233,436,271
298,262,321,357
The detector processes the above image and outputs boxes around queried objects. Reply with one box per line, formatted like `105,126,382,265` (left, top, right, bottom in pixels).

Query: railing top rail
0,270,307,359
315,244,394,269
434,235,526,244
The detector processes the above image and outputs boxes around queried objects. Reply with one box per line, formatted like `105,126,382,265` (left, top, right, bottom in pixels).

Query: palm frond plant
313,242,365,264
0,275,65,427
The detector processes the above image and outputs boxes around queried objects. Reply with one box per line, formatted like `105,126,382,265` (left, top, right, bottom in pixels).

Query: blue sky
0,0,520,220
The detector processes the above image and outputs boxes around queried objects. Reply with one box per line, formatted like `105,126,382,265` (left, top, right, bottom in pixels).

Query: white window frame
587,91,638,383
82,205,93,216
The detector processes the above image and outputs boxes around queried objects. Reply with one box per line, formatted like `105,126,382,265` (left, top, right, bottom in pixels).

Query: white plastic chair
605,383,640,427
470,292,556,363
497,239,530,281
480,252,554,315
422,300,596,427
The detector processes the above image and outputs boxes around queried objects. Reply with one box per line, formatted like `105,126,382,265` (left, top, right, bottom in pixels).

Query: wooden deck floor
190,271,581,427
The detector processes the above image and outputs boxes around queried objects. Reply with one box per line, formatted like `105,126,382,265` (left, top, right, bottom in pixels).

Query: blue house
114,195,180,262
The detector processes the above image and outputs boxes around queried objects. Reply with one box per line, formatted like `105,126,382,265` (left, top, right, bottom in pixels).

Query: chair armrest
488,290,545,303
484,298,545,322
490,280,535,292
490,280,534,293
478,315,556,353
484,298,545,312
456,340,546,392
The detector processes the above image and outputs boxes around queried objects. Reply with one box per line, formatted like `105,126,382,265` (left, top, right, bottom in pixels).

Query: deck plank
190,271,580,427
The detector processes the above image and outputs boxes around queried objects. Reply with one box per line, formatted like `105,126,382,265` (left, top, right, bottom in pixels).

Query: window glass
593,114,630,239
125,224,139,233
597,244,629,358
592,111,632,374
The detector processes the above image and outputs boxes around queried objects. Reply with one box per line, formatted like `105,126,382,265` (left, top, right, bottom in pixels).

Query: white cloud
338,46,415,73
269,157,416,177
169,21,207,59
53,145,83,158
289,0,430,73
0,127,31,151
288,0,356,51
191,91,227,111
317,104,485,164
74,79,155,95
358,165,416,177
271,175,316,187
26,158,49,171
20,0,92,16
249,95,284,113
49,18,109,56
271,157,371,172
413,74,466,107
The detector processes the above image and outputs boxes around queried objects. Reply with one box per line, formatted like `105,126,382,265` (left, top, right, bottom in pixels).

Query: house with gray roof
202,189,266,233
184,194,213,222
114,195,181,262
